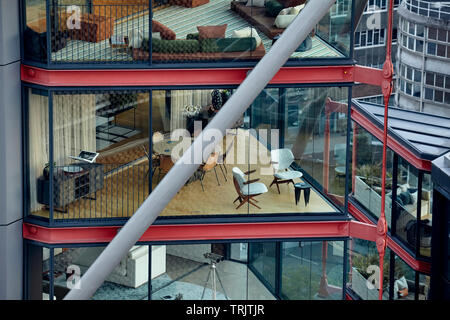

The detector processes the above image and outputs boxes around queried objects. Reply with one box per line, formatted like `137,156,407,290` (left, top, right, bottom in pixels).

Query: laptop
69,151,99,164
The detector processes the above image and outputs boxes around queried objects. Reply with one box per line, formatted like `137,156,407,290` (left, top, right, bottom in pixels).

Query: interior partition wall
23,84,351,226
24,237,348,300
21,0,359,68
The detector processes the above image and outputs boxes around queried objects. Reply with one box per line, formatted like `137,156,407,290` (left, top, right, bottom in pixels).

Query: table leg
304,188,311,206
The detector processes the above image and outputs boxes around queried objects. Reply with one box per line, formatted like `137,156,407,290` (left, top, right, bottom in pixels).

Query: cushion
246,0,266,6
152,32,161,40
290,3,305,14
151,38,200,53
265,0,284,17
274,170,303,180
394,276,409,299
186,33,200,40
197,24,227,40
398,191,412,206
128,29,143,48
231,27,262,47
241,182,268,196
278,7,291,15
216,37,257,52
274,14,296,28
152,20,176,40
410,191,418,205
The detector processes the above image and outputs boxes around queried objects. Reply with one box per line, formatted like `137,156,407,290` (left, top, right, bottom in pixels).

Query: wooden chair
217,139,235,181
156,154,174,183
232,167,268,209
198,152,221,192
269,148,303,194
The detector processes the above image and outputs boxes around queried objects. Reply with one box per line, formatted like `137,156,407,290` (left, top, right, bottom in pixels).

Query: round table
153,135,193,160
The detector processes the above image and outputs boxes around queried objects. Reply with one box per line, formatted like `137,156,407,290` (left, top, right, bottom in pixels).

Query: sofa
68,245,166,288
132,22,266,62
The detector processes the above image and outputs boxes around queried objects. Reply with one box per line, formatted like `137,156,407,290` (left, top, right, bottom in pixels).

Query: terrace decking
50,0,343,63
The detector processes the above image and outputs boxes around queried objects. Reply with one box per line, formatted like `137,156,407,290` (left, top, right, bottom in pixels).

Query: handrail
402,0,450,20
63,0,338,300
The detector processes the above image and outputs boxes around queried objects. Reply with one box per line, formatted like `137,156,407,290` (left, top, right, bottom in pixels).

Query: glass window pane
394,157,420,252
416,40,423,53
424,88,433,100
427,42,436,55
434,90,444,103
428,27,437,40
425,73,434,85
435,74,444,88
281,241,344,300
413,70,422,83
348,239,390,300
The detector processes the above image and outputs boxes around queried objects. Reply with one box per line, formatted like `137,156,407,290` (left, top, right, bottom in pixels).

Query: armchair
232,167,268,209
269,148,303,193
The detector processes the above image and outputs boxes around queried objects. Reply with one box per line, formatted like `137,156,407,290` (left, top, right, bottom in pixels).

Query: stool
294,182,311,206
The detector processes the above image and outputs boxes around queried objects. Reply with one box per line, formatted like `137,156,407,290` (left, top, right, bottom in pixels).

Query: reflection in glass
347,238,390,300
281,241,344,300
351,123,394,226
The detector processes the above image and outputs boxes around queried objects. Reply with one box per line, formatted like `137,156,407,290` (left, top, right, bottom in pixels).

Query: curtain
28,92,97,212
170,90,212,131
28,90,50,213
52,93,96,165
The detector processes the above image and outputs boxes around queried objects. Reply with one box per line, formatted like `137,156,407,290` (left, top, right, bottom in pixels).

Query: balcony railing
402,0,450,20
22,0,355,67
33,162,150,222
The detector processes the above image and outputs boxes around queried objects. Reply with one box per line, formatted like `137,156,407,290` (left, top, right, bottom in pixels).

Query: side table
294,182,311,206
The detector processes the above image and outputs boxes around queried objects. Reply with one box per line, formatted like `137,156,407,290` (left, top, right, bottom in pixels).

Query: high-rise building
395,0,450,117
0,0,449,301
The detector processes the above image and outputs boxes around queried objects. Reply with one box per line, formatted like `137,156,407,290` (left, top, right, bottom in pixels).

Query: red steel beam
21,65,355,87
23,221,352,244
353,65,384,87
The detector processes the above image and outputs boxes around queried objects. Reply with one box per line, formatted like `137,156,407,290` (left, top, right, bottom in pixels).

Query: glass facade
350,121,434,259
25,85,349,224
22,0,355,66
351,121,394,227
27,239,347,300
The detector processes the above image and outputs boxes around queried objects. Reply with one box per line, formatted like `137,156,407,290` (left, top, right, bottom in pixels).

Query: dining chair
156,154,174,183
217,139,235,181
232,167,268,209
198,152,221,192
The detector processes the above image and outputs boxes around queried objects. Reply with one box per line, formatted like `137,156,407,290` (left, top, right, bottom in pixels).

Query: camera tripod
201,259,229,300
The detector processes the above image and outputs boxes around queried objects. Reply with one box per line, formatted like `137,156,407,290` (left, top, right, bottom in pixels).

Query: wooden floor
30,130,337,221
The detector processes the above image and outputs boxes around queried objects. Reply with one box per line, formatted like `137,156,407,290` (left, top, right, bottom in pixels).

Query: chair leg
223,163,227,175
200,171,205,192
214,167,220,186
157,168,162,184
233,196,241,203
248,199,261,209
236,197,249,209
219,164,227,181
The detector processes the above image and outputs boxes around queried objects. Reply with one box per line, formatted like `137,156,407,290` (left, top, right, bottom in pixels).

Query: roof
352,100,450,161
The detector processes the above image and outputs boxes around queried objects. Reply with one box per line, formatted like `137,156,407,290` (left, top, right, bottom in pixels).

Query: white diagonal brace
64,0,337,300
